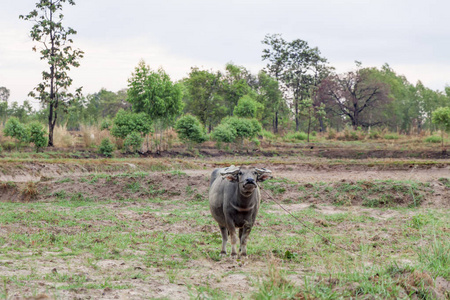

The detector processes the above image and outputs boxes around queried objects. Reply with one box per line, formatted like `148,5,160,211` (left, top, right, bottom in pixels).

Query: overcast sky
1,0,449,107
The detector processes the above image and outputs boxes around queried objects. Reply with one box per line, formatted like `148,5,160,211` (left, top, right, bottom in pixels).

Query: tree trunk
307,112,311,143
273,111,279,133
295,102,299,132
48,103,55,147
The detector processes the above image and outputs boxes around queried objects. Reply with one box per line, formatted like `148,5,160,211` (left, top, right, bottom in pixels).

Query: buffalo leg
227,227,238,257
239,223,252,257
219,226,228,255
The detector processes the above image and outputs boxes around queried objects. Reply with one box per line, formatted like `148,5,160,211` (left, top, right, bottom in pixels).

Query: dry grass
53,125,77,148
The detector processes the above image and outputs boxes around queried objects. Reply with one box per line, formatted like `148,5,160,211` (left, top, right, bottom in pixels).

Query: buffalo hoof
239,253,248,259
231,253,238,259
220,251,227,257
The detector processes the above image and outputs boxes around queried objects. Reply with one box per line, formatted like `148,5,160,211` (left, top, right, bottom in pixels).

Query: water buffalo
209,165,272,257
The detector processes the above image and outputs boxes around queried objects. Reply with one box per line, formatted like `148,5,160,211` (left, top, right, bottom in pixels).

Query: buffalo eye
238,171,243,175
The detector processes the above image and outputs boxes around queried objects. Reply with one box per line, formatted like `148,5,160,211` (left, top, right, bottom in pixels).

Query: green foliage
211,123,237,143
222,116,262,140
383,133,399,140
100,119,112,131
174,114,206,146
425,135,442,143
127,60,183,125
28,121,48,152
432,107,450,132
284,131,307,142
233,95,264,118
182,68,226,130
3,117,29,144
123,132,144,153
98,138,115,157
110,109,152,139
261,129,276,140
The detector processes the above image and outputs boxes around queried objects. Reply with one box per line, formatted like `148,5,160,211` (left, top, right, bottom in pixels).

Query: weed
22,181,38,201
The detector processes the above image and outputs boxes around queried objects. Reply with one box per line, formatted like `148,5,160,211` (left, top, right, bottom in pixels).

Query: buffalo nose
246,178,255,183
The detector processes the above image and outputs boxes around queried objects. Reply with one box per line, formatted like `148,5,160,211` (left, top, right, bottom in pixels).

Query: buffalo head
220,165,272,197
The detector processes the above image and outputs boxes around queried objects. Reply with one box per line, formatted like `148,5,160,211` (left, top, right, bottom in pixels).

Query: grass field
0,156,449,299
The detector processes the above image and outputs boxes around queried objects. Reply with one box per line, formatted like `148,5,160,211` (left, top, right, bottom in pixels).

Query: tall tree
256,71,288,133
182,68,226,131
221,63,255,116
20,0,83,147
317,68,390,129
262,34,329,131
127,60,183,151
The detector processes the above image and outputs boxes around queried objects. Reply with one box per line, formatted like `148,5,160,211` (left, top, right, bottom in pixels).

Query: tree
431,107,450,151
20,0,84,147
233,95,263,119
317,68,390,129
256,71,288,133
0,87,10,103
221,63,255,116
28,122,48,152
182,68,226,131
262,34,329,131
127,60,183,151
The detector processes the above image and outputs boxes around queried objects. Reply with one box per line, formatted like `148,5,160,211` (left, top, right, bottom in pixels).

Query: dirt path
186,167,450,182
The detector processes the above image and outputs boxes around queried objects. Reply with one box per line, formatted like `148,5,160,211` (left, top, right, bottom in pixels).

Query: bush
1,141,15,151
111,109,152,139
368,129,381,139
174,114,206,147
123,132,144,153
424,135,442,143
100,119,112,131
327,128,337,139
28,122,48,152
211,123,237,143
383,133,399,140
261,129,276,140
98,138,115,157
3,117,29,144
284,131,307,142
222,117,261,140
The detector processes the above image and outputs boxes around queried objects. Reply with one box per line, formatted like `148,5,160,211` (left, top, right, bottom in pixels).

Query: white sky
1,0,450,107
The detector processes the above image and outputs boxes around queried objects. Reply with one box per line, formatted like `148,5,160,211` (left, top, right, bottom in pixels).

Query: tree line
2,0,450,150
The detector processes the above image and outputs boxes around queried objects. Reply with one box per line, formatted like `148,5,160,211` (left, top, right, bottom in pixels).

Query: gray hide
209,165,272,257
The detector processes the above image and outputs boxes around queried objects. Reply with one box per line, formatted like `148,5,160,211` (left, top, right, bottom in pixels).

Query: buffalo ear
224,174,239,182
257,173,272,182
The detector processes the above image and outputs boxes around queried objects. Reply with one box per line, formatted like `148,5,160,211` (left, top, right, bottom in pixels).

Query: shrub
3,117,29,145
368,129,381,139
383,133,399,140
111,109,152,139
261,129,276,140
100,119,112,131
1,141,15,151
174,114,206,147
424,135,442,143
98,138,115,157
222,117,261,140
211,123,237,144
123,131,144,153
284,131,307,142
28,122,48,152
327,128,337,139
